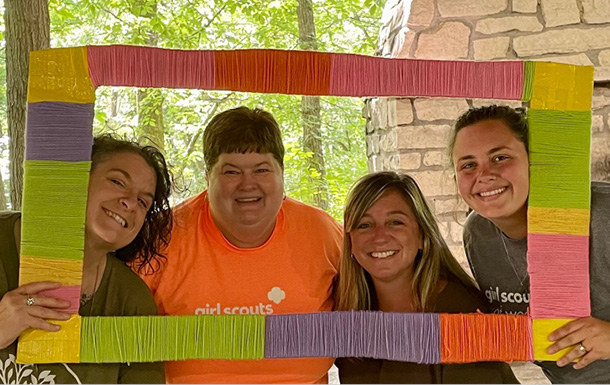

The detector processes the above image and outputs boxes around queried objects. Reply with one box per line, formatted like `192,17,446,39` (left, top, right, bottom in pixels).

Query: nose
119,193,138,210
476,162,497,183
372,225,391,243
238,171,256,190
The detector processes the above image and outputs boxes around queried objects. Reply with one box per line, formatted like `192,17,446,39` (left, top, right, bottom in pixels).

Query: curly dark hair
91,134,173,274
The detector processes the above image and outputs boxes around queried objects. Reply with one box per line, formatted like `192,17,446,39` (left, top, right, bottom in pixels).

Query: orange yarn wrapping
214,49,331,95
440,313,533,363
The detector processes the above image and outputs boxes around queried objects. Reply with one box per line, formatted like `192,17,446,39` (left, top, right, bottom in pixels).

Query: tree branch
185,92,234,156
93,2,129,25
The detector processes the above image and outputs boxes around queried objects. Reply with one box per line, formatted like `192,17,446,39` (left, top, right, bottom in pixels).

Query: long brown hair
334,171,477,312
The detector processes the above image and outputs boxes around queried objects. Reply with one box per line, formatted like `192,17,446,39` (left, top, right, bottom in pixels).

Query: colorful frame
17,45,594,364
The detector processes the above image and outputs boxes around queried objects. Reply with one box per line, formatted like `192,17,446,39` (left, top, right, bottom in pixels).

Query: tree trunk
110,89,119,118
297,0,328,210
4,0,50,210
136,0,164,152
137,88,165,152
0,167,7,211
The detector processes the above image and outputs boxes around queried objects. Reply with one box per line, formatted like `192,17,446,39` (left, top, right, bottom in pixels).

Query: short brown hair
202,106,285,170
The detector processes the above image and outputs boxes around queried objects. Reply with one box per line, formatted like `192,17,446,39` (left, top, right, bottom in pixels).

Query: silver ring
578,343,588,353
26,295,35,306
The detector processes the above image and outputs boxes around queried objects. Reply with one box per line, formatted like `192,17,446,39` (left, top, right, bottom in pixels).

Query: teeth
479,187,506,197
104,209,126,228
237,198,259,202
371,251,397,259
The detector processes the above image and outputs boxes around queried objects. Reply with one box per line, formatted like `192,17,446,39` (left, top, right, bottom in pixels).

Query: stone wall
367,0,610,268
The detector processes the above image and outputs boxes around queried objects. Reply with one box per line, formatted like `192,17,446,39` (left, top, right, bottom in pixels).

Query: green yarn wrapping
521,61,535,101
528,109,591,209
80,315,266,362
21,160,90,259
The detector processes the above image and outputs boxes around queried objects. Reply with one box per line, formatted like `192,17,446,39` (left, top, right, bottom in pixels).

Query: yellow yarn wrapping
530,62,593,111
528,207,590,236
19,257,83,286
17,314,81,364
532,318,575,361
28,47,95,103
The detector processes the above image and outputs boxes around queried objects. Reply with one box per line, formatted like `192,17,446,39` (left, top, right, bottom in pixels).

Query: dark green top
335,275,520,384
0,211,164,384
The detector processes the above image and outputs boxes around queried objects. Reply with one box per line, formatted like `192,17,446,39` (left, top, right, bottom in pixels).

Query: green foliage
43,0,385,219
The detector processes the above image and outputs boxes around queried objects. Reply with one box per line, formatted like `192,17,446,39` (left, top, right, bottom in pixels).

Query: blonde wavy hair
334,171,477,312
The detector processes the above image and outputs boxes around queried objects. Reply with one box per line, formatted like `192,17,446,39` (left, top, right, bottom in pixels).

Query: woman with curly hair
0,135,173,383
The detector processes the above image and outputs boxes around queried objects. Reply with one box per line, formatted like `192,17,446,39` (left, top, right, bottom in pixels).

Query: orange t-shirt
143,191,342,384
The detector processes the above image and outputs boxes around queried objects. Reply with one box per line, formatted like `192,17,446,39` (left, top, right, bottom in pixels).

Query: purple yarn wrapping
26,102,94,161
265,311,440,364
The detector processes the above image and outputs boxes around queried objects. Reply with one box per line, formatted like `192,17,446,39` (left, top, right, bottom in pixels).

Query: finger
547,330,588,354
25,295,71,309
27,306,72,321
26,317,62,332
556,345,586,367
573,352,599,370
13,281,62,295
549,318,588,341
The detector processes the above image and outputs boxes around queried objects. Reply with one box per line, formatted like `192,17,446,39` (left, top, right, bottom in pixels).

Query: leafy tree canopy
5,0,385,219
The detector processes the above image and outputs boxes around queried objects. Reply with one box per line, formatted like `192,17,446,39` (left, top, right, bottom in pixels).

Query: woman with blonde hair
334,171,517,383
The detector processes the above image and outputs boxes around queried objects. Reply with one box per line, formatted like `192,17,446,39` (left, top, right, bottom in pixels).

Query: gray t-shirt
463,181,610,384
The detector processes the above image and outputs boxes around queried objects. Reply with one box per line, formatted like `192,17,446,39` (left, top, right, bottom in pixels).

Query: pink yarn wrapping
329,54,524,99
39,285,81,314
87,45,215,90
527,234,591,318
86,46,524,99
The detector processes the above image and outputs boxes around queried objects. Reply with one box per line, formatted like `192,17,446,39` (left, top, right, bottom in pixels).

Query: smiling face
85,152,156,254
452,119,530,225
206,152,284,246
349,189,423,285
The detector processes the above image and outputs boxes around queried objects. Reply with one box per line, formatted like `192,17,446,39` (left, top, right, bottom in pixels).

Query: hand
0,281,71,349
547,317,610,369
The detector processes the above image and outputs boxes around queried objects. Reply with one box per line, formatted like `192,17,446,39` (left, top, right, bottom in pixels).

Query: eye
138,198,150,209
460,162,475,170
493,155,510,162
390,220,404,226
255,168,270,173
223,169,239,175
356,222,371,230
110,178,125,187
